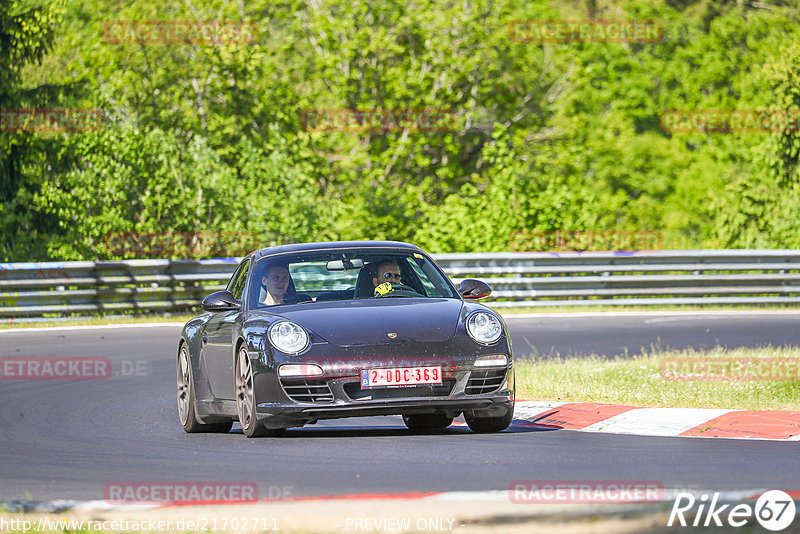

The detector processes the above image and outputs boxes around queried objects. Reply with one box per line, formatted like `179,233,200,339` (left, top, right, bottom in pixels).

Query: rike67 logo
668,490,796,531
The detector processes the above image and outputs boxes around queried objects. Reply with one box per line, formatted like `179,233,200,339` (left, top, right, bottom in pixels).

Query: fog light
279,364,323,377
475,354,508,367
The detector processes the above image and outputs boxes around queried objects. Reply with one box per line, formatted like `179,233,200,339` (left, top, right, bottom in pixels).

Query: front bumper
250,331,515,429
254,368,514,429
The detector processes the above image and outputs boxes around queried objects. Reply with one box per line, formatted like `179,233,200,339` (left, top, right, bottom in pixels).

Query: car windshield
249,249,459,308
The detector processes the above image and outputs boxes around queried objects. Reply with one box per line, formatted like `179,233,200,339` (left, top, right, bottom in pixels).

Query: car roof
251,240,425,261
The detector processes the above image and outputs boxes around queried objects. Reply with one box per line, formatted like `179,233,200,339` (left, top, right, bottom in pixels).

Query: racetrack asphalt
0,312,798,502
504,310,800,359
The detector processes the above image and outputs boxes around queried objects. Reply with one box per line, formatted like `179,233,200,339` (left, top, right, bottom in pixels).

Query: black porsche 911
177,241,514,437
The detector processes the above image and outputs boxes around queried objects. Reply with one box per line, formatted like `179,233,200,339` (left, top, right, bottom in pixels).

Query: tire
177,343,232,433
402,414,454,432
465,405,514,433
235,346,284,438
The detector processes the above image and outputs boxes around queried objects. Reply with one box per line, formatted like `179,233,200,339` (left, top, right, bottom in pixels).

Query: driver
373,260,402,287
372,260,403,297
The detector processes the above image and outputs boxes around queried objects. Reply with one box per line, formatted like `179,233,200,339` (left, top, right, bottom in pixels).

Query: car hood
272,298,464,347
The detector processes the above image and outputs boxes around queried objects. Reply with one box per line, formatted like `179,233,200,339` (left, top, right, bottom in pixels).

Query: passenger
261,264,291,305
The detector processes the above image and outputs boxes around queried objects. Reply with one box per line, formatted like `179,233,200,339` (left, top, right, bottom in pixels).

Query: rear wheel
177,343,232,433
465,405,513,433
402,414,454,432
235,346,284,438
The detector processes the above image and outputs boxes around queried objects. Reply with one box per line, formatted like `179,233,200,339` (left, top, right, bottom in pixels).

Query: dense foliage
2,0,800,260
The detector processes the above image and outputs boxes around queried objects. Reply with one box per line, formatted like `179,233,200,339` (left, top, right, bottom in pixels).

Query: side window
227,259,250,301
408,257,452,297
404,258,436,296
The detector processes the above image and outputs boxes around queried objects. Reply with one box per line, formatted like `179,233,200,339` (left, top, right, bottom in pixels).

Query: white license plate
361,366,442,388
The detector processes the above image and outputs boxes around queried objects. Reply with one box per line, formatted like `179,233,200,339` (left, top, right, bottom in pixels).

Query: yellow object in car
374,282,394,297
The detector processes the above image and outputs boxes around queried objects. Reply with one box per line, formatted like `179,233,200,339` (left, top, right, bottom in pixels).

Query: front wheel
235,347,283,438
177,343,232,433
465,406,514,433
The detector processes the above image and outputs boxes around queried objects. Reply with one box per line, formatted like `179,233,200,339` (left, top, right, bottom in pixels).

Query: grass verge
514,345,800,411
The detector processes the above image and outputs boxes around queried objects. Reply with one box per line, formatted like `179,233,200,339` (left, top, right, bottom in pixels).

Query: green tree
712,41,800,247
0,0,65,261
9,0,800,260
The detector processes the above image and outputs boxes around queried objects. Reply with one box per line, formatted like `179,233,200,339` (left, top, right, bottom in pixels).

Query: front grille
280,378,334,403
344,380,455,401
466,369,506,395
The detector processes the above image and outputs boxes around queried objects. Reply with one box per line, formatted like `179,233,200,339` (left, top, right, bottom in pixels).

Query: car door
202,258,249,400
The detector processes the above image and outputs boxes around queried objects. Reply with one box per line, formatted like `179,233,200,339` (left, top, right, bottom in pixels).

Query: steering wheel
373,283,423,298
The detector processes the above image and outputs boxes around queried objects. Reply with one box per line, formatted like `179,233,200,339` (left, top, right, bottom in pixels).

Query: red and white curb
484,401,800,440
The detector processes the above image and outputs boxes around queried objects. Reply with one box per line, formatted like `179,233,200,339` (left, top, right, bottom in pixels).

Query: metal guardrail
0,259,239,317
435,250,800,308
2,250,800,318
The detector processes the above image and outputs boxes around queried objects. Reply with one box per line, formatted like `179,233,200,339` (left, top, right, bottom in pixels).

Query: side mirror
458,279,492,300
202,290,241,311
